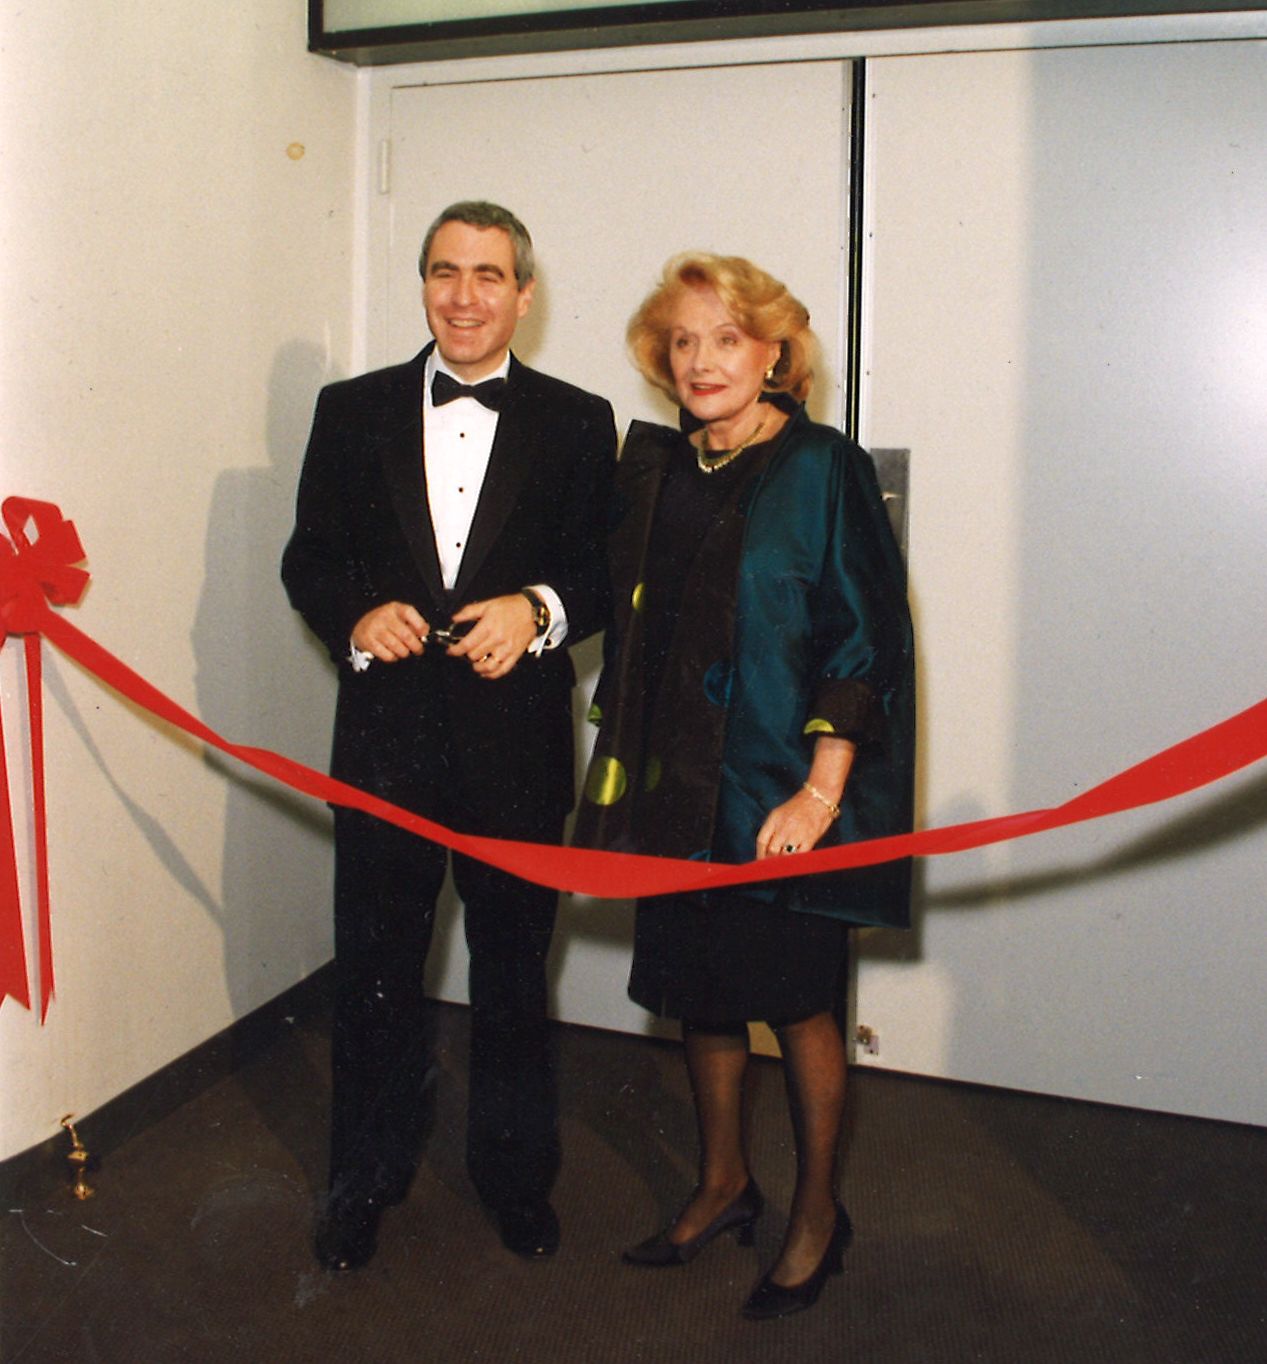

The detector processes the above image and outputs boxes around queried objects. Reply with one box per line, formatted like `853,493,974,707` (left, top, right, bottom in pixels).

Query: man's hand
448,594,536,679
351,601,430,663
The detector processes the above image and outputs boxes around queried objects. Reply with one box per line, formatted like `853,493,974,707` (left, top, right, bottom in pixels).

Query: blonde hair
627,253,816,404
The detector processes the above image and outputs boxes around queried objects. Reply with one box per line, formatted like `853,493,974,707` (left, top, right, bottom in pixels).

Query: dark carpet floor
3,1000,1264,1363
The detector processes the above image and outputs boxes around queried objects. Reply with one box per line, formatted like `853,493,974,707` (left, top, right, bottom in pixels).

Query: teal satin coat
575,407,915,928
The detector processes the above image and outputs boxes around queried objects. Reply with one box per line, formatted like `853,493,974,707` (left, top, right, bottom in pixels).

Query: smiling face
422,220,534,380
667,286,781,447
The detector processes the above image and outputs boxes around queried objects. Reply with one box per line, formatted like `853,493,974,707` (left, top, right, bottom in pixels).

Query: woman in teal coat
575,254,914,1320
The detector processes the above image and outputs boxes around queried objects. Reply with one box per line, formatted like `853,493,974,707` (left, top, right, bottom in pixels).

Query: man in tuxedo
282,201,615,1271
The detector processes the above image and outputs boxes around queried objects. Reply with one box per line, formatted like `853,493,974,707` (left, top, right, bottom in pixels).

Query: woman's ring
783,843,799,853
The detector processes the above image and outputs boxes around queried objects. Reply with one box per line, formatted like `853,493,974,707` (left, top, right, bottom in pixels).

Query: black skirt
628,887,850,1026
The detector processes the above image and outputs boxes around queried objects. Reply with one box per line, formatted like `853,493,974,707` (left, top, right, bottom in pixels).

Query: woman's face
666,286,780,434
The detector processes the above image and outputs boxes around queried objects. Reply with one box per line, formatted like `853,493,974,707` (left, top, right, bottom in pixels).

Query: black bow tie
431,371,507,411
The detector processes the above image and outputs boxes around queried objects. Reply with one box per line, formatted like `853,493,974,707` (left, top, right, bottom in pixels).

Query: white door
373,61,852,1036
861,41,1267,1122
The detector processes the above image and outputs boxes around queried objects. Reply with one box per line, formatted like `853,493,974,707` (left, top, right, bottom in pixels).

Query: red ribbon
0,499,90,1018
2,496,1266,1019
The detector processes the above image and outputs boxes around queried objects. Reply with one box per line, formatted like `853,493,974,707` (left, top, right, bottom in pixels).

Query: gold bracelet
802,781,841,820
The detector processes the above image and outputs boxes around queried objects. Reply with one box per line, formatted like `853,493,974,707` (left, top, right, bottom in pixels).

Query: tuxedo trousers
329,800,562,1213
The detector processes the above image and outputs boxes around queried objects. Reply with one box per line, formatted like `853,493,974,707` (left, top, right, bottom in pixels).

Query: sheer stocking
667,1022,752,1244
768,1010,847,1285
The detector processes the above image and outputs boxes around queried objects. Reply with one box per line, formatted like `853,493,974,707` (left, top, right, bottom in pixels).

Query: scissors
426,621,473,647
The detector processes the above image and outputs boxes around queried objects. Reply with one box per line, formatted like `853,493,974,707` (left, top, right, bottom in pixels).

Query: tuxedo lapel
381,346,447,611
452,355,533,601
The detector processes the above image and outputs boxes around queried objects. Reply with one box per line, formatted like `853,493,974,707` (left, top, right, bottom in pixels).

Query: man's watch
520,587,551,637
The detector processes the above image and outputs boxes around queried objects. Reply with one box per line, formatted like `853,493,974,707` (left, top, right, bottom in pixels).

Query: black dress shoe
494,1199,560,1258
623,1179,764,1267
314,1195,386,1272
741,1203,853,1320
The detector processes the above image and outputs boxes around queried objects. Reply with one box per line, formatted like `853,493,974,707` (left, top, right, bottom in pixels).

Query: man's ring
482,653,494,662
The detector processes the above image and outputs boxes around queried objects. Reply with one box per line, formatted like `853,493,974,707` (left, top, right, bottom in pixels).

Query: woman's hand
755,736,856,859
756,788,835,859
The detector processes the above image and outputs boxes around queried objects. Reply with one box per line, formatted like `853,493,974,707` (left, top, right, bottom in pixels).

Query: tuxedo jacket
282,343,616,835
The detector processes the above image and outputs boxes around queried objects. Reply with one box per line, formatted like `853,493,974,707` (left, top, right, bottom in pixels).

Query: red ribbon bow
1,498,90,634
0,498,90,1017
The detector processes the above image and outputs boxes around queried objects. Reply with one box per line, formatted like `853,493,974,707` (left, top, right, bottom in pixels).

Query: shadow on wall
861,768,1267,968
44,664,221,931
191,339,342,1192
928,769,1267,913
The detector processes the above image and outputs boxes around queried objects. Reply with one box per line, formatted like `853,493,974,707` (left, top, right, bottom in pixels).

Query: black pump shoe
623,1179,764,1267
741,1203,853,1320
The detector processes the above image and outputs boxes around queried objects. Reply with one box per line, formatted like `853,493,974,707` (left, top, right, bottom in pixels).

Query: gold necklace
694,415,767,474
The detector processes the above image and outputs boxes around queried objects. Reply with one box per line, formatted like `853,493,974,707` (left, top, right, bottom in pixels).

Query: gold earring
764,363,776,383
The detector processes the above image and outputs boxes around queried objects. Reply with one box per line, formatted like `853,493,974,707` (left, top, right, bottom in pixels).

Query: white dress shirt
425,350,506,591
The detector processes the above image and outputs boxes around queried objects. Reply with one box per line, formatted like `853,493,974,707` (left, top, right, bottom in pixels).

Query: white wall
0,2,358,1159
860,40,1267,1124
